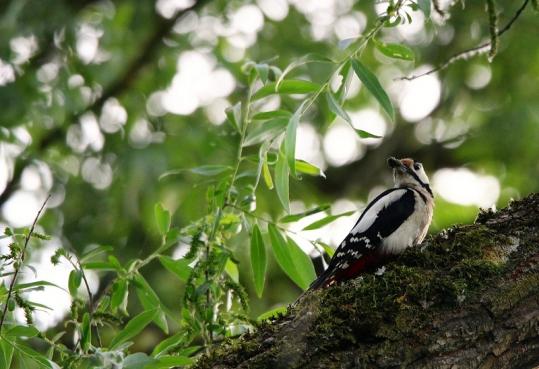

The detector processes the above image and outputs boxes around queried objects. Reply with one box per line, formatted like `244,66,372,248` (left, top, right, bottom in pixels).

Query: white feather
351,189,408,235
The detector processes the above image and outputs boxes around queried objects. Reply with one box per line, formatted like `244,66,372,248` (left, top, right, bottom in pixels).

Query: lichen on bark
195,193,539,369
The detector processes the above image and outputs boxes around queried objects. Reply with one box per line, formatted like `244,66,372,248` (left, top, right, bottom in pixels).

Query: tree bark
195,193,539,369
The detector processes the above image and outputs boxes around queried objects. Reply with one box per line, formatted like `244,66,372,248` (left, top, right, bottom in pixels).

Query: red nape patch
335,252,384,282
400,158,413,168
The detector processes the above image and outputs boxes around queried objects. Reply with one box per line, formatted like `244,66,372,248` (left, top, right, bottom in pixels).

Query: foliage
0,0,537,368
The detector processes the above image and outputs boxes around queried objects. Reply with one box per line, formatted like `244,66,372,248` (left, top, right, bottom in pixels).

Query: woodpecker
309,157,434,290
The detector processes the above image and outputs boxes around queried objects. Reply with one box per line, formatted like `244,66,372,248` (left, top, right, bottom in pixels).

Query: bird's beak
387,157,403,169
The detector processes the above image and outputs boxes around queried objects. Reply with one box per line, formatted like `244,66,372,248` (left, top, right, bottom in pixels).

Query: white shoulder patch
351,189,408,235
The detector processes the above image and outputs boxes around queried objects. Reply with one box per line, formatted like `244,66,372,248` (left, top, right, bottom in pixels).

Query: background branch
398,0,531,81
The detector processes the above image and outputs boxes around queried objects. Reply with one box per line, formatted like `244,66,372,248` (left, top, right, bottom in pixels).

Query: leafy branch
399,0,532,81
0,195,51,332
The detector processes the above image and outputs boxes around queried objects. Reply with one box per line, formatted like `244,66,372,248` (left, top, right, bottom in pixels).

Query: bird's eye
414,163,422,170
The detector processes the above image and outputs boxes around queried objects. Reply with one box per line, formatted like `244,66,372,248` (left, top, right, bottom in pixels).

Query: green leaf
14,280,64,292
133,275,169,334
252,80,321,100
255,63,269,84
158,256,192,282
302,211,356,230
123,353,155,369
373,39,415,61
285,108,301,177
276,53,333,88
151,332,189,357
326,90,352,124
0,338,14,369
68,269,82,296
351,59,395,121
154,204,171,236
80,245,113,262
145,355,193,369
315,241,336,258
225,102,242,132
295,159,326,178
257,305,288,321
280,204,330,223
355,129,383,139
80,312,91,351
252,110,292,120
82,261,115,270
274,151,290,213
224,258,239,283
110,309,158,349
418,0,431,17
159,165,231,180
262,158,274,190
268,225,314,290
111,279,128,311
287,237,316,288
243,118,288,147
250,224,267,298
6,325,39,338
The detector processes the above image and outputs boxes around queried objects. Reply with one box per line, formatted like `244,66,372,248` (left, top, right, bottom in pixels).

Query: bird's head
387,157,432,196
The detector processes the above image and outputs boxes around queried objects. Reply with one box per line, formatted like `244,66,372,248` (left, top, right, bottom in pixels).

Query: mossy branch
194,193,539,369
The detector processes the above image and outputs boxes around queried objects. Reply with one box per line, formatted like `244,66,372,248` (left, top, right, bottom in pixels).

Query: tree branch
398,0,531,81
194,193,539,369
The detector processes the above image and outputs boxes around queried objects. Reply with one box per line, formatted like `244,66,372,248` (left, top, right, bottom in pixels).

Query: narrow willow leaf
268,224,300,287
0,338,14,368
225,102,241,132
154,203,171,236
326,90,352,124
274,151,290,213
257,305,288,321
373,39,415,61
295,159,325,178
111,279,128,311
68,269,82,296
250,224,267,298
418,0,431,17
80,245,113,262
110,309,158,349
80,313,91,351
338,37,357,50
268,225,314,290
276,53,333,88
285,109,301,177
133,274,169,334
123,353,155,369
287,237,316,288
159,165,231,180
224,258,239,283
151,331,189,357
158,256,192,282
302,211,356,231
14,280,64,292
351,59,395,121
315,241,336,258
252,110,292,120
279,204,331,223
355,129,382,139
252,80,320,100
6,325,39,338
146,355,193,369
255,63,269,83
262,159,274,190
243,118,288,147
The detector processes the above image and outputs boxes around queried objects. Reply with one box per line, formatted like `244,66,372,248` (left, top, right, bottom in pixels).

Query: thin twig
0,194,51,331
398,0,530,81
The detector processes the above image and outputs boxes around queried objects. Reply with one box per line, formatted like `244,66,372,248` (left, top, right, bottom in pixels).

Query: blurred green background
0,0,538,352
